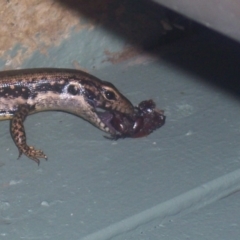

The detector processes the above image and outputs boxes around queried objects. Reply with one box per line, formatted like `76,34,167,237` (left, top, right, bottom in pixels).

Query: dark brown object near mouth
100,99,166,139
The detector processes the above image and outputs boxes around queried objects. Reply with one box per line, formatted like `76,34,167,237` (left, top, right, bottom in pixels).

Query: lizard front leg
10,104,47,165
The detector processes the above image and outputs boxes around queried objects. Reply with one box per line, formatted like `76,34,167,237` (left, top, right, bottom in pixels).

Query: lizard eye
67,84,79,95
104,90,116,100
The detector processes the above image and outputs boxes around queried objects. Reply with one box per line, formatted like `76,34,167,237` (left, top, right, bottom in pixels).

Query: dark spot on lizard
0,86,30,99
35,80,67,93
67,84,79,95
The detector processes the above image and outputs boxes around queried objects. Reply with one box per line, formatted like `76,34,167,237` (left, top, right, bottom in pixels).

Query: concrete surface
1,1,240,240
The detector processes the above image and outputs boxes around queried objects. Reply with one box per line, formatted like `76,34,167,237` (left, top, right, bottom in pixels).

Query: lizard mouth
96,108,137,138
95,99,166,139
89,97,131,136
96,110,118,134
88,98,166,139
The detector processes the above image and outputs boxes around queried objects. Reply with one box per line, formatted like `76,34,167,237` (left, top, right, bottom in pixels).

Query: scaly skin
0,68,134,164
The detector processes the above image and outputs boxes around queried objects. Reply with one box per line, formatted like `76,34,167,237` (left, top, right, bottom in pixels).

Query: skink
0,68,134,164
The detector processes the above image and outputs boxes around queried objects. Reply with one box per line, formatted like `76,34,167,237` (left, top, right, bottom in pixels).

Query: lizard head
98,81,134,115
81,80,134,136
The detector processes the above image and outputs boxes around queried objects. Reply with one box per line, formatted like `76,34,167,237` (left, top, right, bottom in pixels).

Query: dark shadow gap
56,0,240,98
